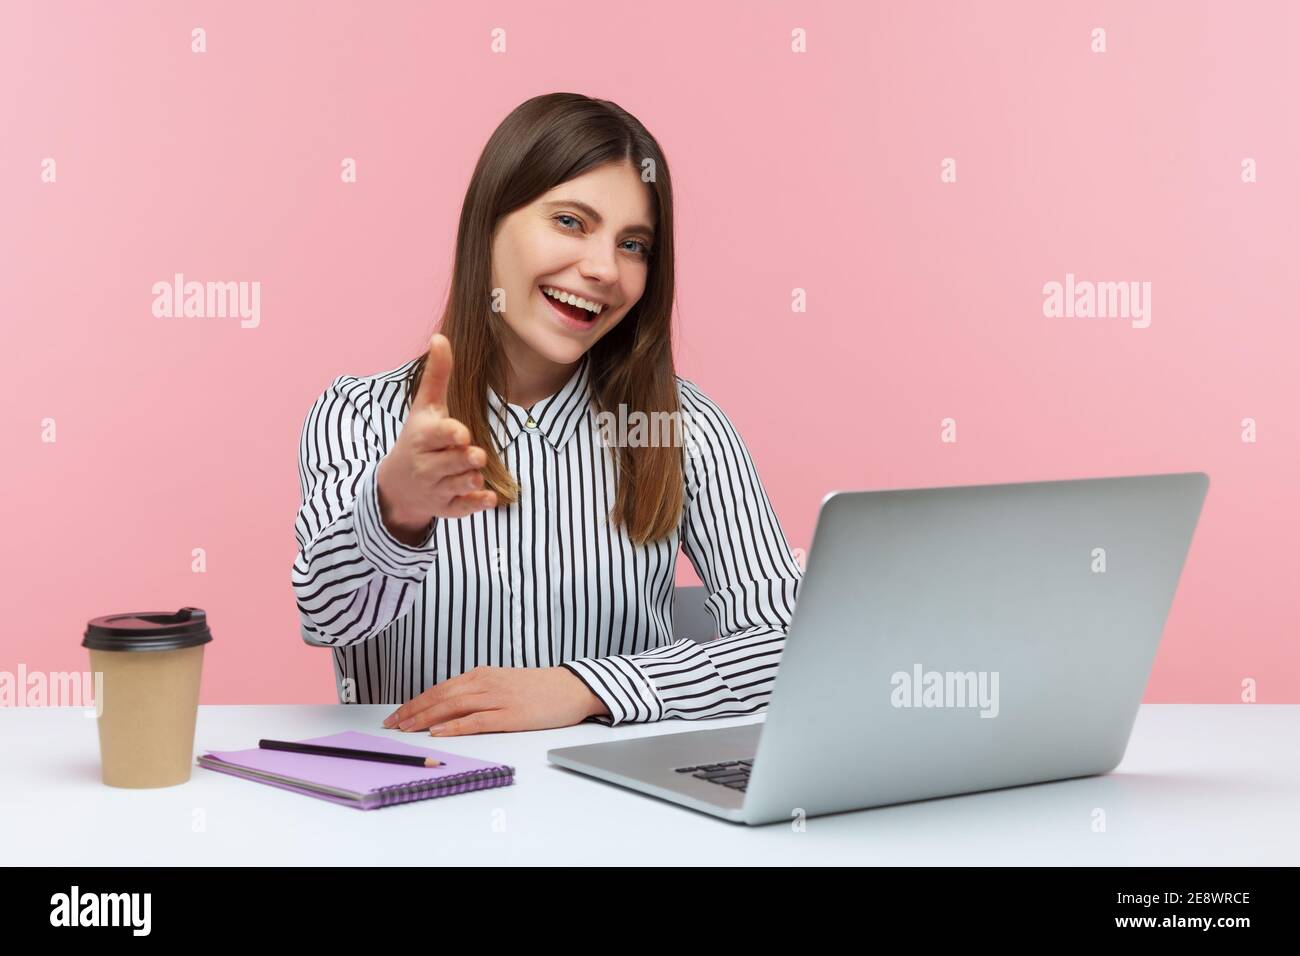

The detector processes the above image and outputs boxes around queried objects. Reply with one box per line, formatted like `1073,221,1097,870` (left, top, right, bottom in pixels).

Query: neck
499,331,581,410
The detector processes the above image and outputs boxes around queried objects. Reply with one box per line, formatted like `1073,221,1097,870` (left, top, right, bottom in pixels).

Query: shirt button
525,416,537,428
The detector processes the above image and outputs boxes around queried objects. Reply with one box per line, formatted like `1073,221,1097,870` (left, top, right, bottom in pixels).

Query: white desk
3,704,1297,865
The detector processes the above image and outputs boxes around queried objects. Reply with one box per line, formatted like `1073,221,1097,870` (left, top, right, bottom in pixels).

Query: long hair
401,92,683,544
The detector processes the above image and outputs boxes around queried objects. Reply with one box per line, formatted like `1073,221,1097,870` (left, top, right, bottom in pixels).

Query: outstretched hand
376,334,498,540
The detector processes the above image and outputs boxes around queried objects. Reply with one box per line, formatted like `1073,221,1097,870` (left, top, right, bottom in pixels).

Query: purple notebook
196,731,515,810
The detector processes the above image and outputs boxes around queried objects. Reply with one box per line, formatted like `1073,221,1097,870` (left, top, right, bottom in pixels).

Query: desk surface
3,704,1297,865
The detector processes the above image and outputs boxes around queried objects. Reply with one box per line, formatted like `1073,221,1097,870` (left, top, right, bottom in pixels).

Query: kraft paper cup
82,607,212,788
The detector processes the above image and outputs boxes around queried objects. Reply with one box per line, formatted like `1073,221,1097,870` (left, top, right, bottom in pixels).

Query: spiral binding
374,765,515,807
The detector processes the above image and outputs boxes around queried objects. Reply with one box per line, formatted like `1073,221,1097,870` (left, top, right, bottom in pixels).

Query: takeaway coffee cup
82,607,212,788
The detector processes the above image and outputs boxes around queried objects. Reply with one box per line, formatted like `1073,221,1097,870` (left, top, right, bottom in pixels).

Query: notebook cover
196,730,515,810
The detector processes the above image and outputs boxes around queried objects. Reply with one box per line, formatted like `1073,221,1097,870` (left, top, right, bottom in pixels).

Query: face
489,160,656,384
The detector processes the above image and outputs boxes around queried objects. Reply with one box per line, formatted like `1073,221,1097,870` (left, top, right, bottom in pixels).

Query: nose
578,243,620,288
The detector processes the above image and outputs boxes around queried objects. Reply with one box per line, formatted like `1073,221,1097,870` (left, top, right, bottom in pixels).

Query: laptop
547,471,1209,825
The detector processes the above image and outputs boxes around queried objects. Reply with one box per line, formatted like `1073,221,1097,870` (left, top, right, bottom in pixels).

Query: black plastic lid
83,607,213,652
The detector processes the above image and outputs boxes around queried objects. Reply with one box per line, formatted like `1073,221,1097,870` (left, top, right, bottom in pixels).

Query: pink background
2,1,1296,704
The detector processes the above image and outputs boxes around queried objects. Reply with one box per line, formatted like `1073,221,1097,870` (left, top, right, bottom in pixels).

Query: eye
553,214,651,259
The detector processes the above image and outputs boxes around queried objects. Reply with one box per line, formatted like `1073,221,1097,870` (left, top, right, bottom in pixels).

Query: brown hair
401,92,683,544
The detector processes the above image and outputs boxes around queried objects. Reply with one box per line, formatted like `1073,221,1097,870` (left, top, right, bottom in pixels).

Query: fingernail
428,723,446,735
398,719,413,731
382,714,395,728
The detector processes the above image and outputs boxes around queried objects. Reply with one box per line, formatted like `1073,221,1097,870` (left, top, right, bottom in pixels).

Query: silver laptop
547,471,1209,825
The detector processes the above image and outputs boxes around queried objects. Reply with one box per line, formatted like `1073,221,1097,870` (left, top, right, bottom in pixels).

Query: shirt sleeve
561,380,804,726
292,375,439,647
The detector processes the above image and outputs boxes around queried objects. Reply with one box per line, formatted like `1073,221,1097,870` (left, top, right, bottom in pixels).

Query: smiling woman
291,92,803,737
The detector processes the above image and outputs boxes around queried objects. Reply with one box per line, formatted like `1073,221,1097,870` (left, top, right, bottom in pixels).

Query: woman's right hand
376,333,498,543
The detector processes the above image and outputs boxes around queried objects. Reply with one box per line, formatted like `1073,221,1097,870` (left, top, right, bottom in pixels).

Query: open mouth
539,285,602,325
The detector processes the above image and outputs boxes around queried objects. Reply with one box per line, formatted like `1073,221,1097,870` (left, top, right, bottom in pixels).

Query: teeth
542,286,603,317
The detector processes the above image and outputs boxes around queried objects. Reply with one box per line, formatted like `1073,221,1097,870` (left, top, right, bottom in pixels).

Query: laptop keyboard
674,758,753,791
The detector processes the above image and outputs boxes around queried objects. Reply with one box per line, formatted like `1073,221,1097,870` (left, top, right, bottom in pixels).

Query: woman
292,92,802,736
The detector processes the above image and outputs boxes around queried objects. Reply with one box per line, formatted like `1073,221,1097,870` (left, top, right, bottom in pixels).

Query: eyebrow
542,199,655,241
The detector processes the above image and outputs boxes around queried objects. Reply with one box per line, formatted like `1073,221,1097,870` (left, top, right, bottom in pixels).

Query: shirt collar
486,354,592,453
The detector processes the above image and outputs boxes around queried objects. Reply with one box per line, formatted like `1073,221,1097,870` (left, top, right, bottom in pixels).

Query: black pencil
258,739,444,768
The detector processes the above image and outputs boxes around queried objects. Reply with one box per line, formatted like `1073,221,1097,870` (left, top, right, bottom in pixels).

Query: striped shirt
291,352,803,726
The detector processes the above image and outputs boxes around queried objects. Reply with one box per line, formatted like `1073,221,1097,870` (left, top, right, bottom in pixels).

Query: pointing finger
412,333,453,415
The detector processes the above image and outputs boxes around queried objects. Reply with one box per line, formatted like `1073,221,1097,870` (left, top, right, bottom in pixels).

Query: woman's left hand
381,666,609,735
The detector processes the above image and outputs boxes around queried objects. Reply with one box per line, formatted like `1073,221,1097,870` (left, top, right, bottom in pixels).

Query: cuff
353,463,439,579
560,656,665,727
